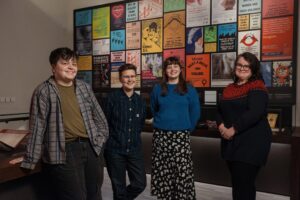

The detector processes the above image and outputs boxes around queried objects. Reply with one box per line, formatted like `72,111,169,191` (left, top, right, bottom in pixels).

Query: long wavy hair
160,57,187,96
233,52,264,83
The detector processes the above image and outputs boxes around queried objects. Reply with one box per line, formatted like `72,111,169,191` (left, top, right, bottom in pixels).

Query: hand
218,123,226,136
9,156,24,165
222,127,236,140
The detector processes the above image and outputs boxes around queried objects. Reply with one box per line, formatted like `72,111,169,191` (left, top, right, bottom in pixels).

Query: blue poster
260,62,272,87
186,27,203,54
75,10,92,26
218,23,237,52
77,71,92,85
111,30,125,51
126,2,138,22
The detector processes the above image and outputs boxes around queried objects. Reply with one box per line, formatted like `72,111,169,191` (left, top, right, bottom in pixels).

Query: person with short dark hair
19,47,109,200
150,57,201,199
103,63,147,200
217,52,272,200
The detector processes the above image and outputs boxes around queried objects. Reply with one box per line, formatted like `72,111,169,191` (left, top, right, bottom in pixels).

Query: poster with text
111,4,126,30
238,30,260,60
142,53,162,87
93,39,110,55
77,71,92,86
260,62,272,87
111,62,124,88
204,26,217,43
250,13,261,29
163,49,185,69
78,56,92,71
186,27,203,54
126,21,141,50
186,54,211,87
76,26,92,55
212,0,237,24
272,61,292,87
93,55,110,89
164,0,185,12
218,23,237,52
126,2,138,22
164,11,185,49
263,0,294,18
186,0,210,27
111,51,125,63
126,50,141,74
75,10,92,26
211,52,236,87
93,7,110,39
262,17,293,60
142,18,163,53
238,0,261,14
238,15,249,31
139,0,163,20
111,30,125,51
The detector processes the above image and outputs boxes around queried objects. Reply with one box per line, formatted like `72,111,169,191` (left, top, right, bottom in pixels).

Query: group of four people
13,47,271,200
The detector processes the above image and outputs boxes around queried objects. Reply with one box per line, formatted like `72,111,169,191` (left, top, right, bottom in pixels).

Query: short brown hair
118,63,137,78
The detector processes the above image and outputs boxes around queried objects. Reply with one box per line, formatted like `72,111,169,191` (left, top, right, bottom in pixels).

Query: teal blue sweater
150,84,201,131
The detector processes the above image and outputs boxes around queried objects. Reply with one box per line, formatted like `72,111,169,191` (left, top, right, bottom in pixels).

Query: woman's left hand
222,127,236,140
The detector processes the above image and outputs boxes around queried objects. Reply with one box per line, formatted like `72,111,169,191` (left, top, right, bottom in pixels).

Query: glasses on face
121,75,136,79
236,63,250,70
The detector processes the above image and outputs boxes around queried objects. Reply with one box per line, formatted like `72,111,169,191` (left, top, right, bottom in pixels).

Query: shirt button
129,118,132,121
129,128,131,132
127,149,129,152
128,139,131,142
129,108,132,111
129,98,132,101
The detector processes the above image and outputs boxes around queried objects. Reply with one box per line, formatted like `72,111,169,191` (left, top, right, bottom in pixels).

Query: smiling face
52,57,77,86
166,64,181,83
235,56,252,84
119,69,136,92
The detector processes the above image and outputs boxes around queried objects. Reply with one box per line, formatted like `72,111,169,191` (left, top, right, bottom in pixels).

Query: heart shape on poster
112,5,124,19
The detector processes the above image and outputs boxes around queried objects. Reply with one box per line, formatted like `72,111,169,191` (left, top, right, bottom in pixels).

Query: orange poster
186,54,210,88
77,56,92,70
263,0,294,18
262,16,293,61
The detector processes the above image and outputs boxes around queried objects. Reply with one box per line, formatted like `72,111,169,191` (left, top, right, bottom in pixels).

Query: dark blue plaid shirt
104,89,146,154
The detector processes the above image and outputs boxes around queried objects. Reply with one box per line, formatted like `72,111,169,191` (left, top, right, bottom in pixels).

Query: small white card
204,91,217,105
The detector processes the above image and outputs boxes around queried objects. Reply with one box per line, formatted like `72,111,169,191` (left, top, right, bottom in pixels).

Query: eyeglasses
121,75,136,79
236,63,250,70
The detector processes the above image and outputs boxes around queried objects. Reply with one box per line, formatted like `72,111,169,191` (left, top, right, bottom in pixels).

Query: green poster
164,0,185,12
204,26,217,43
93,7,110,39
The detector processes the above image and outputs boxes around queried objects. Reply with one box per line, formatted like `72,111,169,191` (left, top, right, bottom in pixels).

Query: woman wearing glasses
217,52,272,200
150,57,200,200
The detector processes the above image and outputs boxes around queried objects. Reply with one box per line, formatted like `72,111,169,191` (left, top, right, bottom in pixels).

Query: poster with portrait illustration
93,7,110,39
186,54,211,87
93,56,110,89
111,4,125,30
126,21,141,50
126,50,141,74
186,27,203,54
186,0,210,27
263,0,294,18
212,0,237,24
218,23,237,52
164,0,185,12
262,16,293,60
111,62,124,88
238,30,260,60
211,52,236,87
111,30,125,51
164,11,185,49
272,61,292,87
77,71,92,86
111,51,125,63
142,19,163,53
76,26,92,55
142,53,163,87
260,62,272,87
139,0,163,20
126,2,138,22
75,10,91,26
93,39,110,55
238,0,261,14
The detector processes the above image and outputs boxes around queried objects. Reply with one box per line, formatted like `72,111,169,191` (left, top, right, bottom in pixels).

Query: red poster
186,54,210,88
262,16,293,61
263,0,294,18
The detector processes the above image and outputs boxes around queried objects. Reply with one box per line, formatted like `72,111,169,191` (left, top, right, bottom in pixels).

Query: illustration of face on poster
111,4,125,30
142,19,163,53
186,27,203,54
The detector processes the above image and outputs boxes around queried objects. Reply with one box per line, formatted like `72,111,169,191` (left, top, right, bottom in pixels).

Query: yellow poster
93,7,110,39
142,18,163,53
78,56,92,71
238,15,249,31
164,11,185,49
204,43,217,53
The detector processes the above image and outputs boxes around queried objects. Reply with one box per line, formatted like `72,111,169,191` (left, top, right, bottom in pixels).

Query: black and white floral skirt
151,129,196,200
